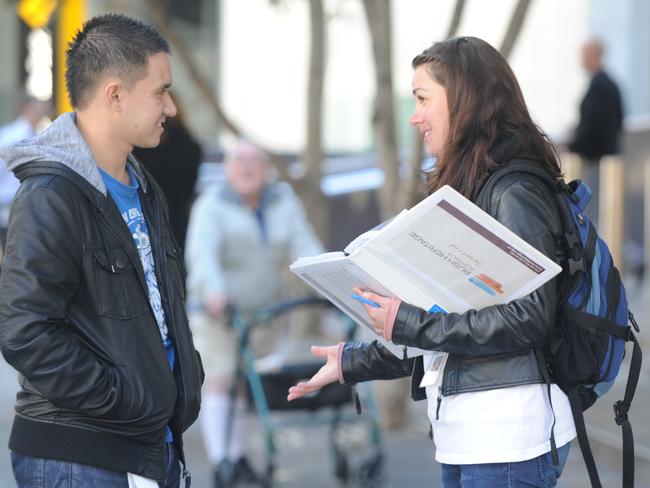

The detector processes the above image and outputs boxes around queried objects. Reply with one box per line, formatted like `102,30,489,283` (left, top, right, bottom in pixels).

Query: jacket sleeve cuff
337,342,345,384
339,342,357,384
383,297,401,342
391,302,425,346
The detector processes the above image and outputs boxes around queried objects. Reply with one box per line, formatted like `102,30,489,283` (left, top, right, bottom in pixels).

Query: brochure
290,185,562,358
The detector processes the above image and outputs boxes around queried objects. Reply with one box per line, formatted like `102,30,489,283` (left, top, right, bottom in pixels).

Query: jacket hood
0,112,146,196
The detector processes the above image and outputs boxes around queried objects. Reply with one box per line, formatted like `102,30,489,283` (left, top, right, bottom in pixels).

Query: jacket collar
13,160,149,212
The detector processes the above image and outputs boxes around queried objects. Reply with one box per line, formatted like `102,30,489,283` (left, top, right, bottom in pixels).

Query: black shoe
214,459,236,487
233,456,259,484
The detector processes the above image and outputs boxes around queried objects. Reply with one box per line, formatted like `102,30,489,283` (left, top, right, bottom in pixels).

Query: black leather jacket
341,162,564,401
0,161,204,485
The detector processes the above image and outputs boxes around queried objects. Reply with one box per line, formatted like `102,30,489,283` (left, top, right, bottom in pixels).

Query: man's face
119,52,177,149
225,147,270,200
581,43,602,73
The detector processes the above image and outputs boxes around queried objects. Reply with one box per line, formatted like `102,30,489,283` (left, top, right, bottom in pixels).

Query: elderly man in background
0,95,51,251
185,140,324,486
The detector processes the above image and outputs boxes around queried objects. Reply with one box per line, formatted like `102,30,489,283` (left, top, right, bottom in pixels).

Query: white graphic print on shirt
122,208,169,341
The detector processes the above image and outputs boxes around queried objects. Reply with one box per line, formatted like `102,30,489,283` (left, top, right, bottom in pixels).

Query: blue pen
351,293,381,308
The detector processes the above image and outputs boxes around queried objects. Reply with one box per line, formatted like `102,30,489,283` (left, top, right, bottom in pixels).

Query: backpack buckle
629,311,640,332
568,256,585,274
613,400,629,425
563,230,584,274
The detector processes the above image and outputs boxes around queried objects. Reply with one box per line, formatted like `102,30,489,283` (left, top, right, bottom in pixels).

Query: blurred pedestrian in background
0,95,51,252
133,93,201,254
185,139,324,486
0,14,203,487
288,36,577,488
568,38,624,223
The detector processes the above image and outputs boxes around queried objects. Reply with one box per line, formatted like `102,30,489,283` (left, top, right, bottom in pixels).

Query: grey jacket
341,162,563,401
185,181,324,311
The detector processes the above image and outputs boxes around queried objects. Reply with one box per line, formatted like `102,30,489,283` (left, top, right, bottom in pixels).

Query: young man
0,14,203,487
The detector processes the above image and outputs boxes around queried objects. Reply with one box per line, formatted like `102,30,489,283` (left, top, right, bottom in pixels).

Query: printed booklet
290,185,562,359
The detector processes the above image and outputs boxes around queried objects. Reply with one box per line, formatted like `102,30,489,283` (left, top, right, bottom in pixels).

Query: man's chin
134,138,162,150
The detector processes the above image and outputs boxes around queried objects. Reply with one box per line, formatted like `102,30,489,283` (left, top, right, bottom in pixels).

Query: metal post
55,0,86,115
642,157,650,343
599,156,625,271
560,152,582,182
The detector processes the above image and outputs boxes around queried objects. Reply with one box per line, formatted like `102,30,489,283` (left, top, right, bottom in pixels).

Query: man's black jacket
569,70,624,160
0,160,204,485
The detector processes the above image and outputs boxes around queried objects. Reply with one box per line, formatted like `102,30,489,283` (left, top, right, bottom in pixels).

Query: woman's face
409,65,450,158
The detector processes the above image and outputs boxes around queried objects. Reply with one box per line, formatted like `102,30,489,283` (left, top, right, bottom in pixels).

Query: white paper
419,352,449,388
343,210,408,255
127,473,158,488
290,185,562,358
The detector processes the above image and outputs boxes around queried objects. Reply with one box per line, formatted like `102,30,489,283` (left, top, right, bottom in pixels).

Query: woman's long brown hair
412,37,561,199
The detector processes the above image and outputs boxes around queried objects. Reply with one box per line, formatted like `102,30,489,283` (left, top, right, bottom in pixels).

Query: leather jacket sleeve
391,179,562,357
340,340,414,384
0,181,146,420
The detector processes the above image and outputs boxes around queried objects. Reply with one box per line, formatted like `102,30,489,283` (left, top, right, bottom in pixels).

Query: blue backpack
478,160,642,488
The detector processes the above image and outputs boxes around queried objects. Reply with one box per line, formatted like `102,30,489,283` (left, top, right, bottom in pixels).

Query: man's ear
104,81,123,112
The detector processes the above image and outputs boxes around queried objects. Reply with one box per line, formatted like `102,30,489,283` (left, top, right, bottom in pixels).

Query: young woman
287,37,576,487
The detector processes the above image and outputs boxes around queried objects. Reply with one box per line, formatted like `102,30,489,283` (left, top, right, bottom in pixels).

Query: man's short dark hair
65,13,170,109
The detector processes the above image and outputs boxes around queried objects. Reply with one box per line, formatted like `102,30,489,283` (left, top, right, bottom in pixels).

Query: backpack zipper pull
182,467,192,487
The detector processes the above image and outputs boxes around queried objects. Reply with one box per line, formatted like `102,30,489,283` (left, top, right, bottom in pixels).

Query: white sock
228,399,248,460
200,394,249,465
199,393,230,465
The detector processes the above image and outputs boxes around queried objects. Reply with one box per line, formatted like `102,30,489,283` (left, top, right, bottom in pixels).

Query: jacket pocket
90,246,150,320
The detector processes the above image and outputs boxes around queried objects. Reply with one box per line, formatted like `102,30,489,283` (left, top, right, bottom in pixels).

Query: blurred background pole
560,152,582,182
599,156,625,270
645,158,650,345
55,0,85,115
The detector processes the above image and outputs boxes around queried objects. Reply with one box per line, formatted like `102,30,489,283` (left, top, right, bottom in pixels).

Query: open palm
287,345,339,401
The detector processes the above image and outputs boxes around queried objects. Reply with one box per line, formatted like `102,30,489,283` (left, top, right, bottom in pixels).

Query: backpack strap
569,330,641,488
476,159,558,211
616,331,642,488
567,387,603,488
534,348,559,465
476,159,585,274
561,305,633,340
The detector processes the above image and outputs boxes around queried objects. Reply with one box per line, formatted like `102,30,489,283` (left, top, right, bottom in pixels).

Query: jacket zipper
140,188,192,480
435,387,442,420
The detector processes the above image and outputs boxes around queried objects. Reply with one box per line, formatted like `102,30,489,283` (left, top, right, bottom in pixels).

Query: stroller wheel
355,452,383,487
333,449,350,484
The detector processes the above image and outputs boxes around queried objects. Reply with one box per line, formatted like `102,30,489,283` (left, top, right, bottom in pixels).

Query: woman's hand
287,345,340,401
352,287,394,337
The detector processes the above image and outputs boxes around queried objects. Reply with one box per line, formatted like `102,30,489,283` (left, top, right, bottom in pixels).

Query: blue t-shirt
100,165,175,442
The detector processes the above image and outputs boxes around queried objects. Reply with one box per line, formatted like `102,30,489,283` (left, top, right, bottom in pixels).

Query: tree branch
499,0,532,59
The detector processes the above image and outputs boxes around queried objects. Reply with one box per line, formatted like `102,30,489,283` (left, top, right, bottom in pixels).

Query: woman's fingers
287,383,310,401
310,345,329,357
352,287,391,308
287,380,319,401
287,352,339,402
